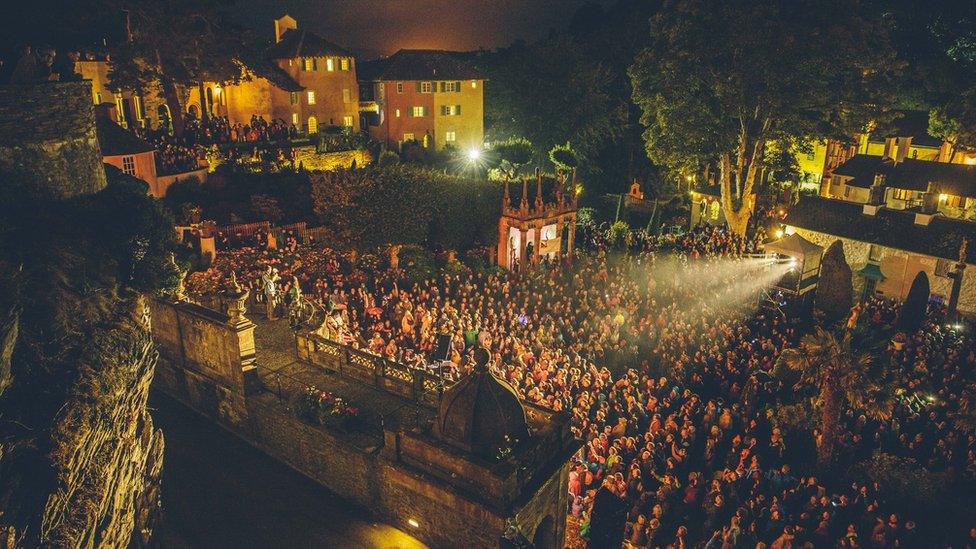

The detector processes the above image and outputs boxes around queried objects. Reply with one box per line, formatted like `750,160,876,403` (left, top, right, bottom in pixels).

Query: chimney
274,14,297,43
895,136,913,163
883,137,897,160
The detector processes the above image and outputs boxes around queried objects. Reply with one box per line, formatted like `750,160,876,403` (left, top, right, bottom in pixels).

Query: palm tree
778,327,892,465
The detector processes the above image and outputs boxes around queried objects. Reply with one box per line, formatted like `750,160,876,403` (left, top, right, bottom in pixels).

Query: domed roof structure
435,348,530,459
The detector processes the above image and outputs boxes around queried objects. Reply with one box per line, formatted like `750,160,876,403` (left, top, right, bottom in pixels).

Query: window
292,113,298,125
395,108,401,118
471,80,477,88
343,88,351,103
290,92,299,105
326,58,335,71
122,155,136,176
868,244,884,262
307,116,318,134
420,81,433,93
376,83,385,100
445,131,456,143
115,96,127,125
94,91,102,104
340,58,349,71
440,81,461,92
302,57,317,71
412,106,426,117
133,96,144,121
891,188,913,201
440,105,461,116
396,82,403,94
307,91,316,105
343,116,353,127
403,132,414,142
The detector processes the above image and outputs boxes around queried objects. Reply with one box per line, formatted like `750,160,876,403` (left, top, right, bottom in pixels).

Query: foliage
898,271,930,333
815,240,854,325
490,137,535,180
293,386,360,431
310,165,500,251
377,150,400,167
397,245,437,286
549,142,580,173
777,328,893,464
629,0,899,234
164,168,314,226
861,452,947,512
607,220,630,250
250,194,283,223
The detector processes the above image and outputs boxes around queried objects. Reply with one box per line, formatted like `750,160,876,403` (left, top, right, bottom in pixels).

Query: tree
491,137,534,181
629,0,898,235
107,0,245,133
778,328,892,465
898,271,930,333
815,240,854,324
549,142,579,173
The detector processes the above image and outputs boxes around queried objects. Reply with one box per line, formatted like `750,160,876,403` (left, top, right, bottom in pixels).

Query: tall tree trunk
719,127,767,237
818,384,840,465
198,81,210,126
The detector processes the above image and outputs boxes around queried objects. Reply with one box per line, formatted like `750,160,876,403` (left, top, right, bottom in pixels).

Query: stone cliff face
0,83,176,548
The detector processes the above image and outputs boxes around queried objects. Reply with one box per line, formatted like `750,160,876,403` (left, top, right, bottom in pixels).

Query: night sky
230,0,613,57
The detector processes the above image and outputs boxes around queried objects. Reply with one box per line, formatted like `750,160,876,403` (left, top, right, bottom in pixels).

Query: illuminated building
187,15,361,135
359,50,484,150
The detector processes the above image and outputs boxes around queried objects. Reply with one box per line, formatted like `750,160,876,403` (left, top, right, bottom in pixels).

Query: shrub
898,271,930,333
815,240,853,325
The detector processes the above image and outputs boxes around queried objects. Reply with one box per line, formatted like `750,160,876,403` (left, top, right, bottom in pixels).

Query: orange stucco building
187,15,360,134
360,50,484,151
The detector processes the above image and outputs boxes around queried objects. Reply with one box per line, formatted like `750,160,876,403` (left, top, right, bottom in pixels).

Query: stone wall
0,82,107,197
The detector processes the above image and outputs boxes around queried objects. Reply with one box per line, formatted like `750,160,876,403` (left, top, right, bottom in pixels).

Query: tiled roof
266,29,351,60
359,50,485,81
785,196,976,263
832,154,976,198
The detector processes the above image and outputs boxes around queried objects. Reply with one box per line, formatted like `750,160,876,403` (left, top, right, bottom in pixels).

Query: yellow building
75,57,162,130
360,50,485,150
187,15,360,134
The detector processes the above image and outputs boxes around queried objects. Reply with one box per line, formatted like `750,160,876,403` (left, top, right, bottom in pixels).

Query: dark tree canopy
629,0,899,234
898,271,931,333
815,240,854,324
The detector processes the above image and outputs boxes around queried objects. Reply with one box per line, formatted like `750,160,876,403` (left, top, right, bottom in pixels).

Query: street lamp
466,148,481,162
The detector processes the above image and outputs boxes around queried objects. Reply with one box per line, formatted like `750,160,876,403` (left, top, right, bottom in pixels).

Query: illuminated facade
187,15,361,134
360,50,484,150
497,170,578,270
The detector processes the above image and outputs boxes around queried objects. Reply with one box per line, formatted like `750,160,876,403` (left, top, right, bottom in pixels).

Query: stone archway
532,515,556,549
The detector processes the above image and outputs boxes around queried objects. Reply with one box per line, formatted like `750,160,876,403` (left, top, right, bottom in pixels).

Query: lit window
290,92,299,105
396,82,403,94
292,113,298,125
343,116,353,127
343,88,351,103
307,116,318,134
403,132,414,142
340,58,349,71
440,105,461,116
420,81,432,93
115,96,126,123
445,131,456,142
412,106,425,117
326,58,335,71
122,155,136,175
133,96,143,120
94,92,102,104
307,91,316,105
471,80,477,88
302,57,316,71
395,109,401,117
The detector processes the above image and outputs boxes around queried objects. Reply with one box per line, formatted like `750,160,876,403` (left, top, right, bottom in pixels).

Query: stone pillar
567,220,576,259
518,227,527,269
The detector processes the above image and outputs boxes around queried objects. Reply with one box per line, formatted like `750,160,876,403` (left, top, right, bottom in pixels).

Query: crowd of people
181,114,298,146
185,224,976,547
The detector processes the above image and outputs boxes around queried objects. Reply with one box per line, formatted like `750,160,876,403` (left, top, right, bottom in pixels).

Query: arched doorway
307,116,318,134
187,104,199,120
532,515,556,549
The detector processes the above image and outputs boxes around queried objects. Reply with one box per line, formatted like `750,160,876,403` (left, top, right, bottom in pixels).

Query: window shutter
439,81,445,92
456,104,461,115
312,58,318,71
416,81,421,92
455,81,461,91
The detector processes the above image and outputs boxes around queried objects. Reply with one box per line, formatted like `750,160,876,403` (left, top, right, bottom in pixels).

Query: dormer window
301,57,317,71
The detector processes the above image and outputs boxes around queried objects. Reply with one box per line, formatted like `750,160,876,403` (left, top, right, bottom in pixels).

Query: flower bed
293,386,361,432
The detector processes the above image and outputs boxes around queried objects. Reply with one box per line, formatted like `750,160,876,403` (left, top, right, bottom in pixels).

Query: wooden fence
295,331,449,407
215,221,270,237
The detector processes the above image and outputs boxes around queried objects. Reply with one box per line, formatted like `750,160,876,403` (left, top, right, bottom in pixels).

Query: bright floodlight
467,148,481,161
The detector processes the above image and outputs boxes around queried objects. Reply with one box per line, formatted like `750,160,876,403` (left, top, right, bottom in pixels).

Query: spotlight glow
466,148,481,161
